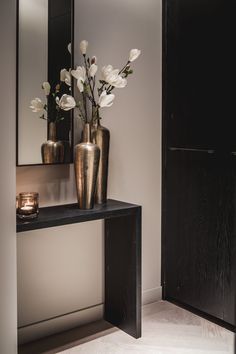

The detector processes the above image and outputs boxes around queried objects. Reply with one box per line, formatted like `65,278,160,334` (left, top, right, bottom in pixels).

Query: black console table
17,199,142,340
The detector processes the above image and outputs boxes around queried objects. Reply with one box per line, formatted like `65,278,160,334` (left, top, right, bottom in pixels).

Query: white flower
89,63,98,78
98,91,115,108
101,65,127,88
129,49,141,62
42,82,51,96
111,75,127,88
56,94,76,111
80,40,88,55
60,69,71,86
101,65,113,80
71,66,86,92
29,98,44,113
67,42,71,54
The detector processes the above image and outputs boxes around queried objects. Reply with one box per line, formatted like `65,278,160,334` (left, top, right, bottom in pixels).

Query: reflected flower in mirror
29,72,75,164
29,78,74,123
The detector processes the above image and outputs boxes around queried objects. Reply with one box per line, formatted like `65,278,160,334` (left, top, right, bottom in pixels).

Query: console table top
17,199,141,233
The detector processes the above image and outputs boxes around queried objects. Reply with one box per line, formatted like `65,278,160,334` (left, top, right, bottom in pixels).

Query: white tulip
71,66,86,92
60,69,71,86
29,98,44,113
56,94,76,111
80,40,88,55
98,91,115,108
89,63,98,77
101,65,127,88
129,49,141,62
42,82,51,96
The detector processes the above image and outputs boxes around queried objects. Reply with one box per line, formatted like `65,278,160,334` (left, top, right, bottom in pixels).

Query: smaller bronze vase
74,123,100,210
41,122,64,164
92,119,110,204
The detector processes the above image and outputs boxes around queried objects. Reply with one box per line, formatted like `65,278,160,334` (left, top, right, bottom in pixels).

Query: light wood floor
58,301,235,354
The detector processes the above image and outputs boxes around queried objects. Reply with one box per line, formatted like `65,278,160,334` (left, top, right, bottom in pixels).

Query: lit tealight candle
21,205,34,211
17,192,39,220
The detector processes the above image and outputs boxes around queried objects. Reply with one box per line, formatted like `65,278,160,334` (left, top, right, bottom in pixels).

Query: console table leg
104,208,141,339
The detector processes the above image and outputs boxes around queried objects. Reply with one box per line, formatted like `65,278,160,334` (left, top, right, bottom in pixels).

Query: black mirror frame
16,0,75,167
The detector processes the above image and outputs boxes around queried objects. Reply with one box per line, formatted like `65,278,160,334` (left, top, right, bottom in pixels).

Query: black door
164,150,236,326
165,0,236,151
163,0,236,328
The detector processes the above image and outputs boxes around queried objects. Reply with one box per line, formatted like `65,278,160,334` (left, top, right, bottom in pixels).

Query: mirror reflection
17,0,74,165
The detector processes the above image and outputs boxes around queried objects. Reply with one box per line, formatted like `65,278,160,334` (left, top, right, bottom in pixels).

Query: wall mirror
17,0,74,165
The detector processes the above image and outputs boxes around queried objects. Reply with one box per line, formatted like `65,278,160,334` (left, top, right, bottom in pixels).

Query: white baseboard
142,286,162,305
18,304,104,345
18,287,162,345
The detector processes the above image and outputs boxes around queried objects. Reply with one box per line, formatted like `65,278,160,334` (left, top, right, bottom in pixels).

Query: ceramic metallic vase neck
92,121,110,205
48,121,56,142
83,123,91,143
41,121,64,164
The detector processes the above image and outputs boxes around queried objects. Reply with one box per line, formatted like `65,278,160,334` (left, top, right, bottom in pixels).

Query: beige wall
16,0,162,342
0,1,17,353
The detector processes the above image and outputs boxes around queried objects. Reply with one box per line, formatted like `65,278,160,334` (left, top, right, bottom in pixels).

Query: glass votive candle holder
17,192,39,220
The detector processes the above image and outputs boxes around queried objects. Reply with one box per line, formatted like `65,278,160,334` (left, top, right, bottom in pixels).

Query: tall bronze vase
41,122,64,164
74,123,100,209
92,119,110,204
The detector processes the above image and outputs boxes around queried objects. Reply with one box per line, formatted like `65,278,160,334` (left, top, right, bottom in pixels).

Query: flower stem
82,92,88,123
118,61,130,75
76,103,86,122
83,55,97,108
92,106,99,122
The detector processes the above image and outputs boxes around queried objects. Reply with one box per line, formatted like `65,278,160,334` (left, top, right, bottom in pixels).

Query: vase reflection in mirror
41,122,65,164
74,123,100,210
92,119,110,204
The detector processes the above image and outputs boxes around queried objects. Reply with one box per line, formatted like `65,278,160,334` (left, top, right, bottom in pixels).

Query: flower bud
80,40,88,55
42,82,51,96
91,56,97,64
129,49,141,62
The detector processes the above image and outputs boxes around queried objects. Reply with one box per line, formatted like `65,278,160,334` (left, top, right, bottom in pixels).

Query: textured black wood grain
105,209,142,339
165,151,222,318
163,0,236,330
163,150,236,327
17,200,139,233
17,200,142,339
221,155,236,326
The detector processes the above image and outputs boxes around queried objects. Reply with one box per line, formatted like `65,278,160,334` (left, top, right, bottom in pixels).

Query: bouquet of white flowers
60,40,141,122
29,40,141,208
30,40,141,124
